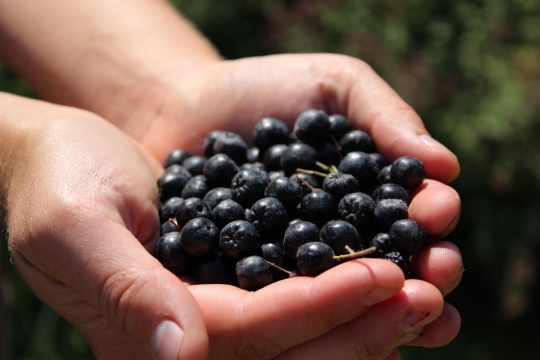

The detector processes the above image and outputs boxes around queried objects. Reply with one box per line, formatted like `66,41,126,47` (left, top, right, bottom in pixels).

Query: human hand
110,54,463,358
1,94,209,360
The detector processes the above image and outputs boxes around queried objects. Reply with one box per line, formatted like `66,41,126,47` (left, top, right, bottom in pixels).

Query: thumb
10,217,208,360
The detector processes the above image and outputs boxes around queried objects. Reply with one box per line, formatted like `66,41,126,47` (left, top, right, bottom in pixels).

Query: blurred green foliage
2,0,540,358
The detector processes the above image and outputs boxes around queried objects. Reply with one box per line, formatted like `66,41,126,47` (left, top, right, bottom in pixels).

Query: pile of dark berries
155,109,432,291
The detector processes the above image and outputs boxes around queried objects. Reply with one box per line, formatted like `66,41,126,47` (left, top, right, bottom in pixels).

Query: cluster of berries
155,109,430,291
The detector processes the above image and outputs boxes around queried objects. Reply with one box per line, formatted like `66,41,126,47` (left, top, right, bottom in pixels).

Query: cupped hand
3,94,208,360
102,54,463,358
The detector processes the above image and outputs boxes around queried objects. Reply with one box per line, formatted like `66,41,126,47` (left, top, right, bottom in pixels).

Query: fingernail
397,310,431,334
150,320,184,360
419,134,450,151
364,287,399,307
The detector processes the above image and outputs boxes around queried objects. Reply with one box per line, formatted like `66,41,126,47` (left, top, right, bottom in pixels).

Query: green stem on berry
296,168,329,178
265,260,298,278
330,135,343,161
344,245,355,255
330,165,339,173
168,218,181,230
334,246,377,261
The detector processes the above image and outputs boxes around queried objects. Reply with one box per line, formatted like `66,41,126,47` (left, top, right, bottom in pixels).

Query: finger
405,302,461,347
274,280,444,360
408,179,461,238
165,54,459,185
338,59,459,183
411,242,464,296
7,119,208,360
189,258,405,360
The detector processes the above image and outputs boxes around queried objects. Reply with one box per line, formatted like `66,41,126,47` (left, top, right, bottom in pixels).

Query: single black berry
374,199,409,233
283,221,319,259
293,109,331,148
182,156,206,176
390,156,425,190
181,175,208,199
328,114,352,140
339,130,375,155
338,152,380,191
253,117,290,154
231,168,270,207
322,172,360,203
236,255,273,291
320,220,360,255
338,192,376,232
296,242,335,276
175,198,213,228
220,220,261,260
212,199,246,229
281,143,318,176
155,231,195,275
180,217,220,257
203,187,233,210
163,149,191,168
301,191,338,228
203,154,239,188
389,219,429,255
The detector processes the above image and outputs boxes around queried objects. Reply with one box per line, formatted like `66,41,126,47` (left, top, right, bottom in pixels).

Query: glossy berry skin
338,151,380,191
296,242,335,276
261,242,286,269
181,175,208,199
220,220,261,260
263,144,288,171
338,192,376,232
293,109,331,148
158,170,191,202
371,233,393,257
379,165,393,183
389,219,429,255
328,114,352,140
231,168,270,207
213,131,248,165
253,117,290,154
203,187,233,210
390,156,425,190
180,217,220,257
247,147,260,163
374,199,409,233
163,149,191,168
383,251,410,276
247,197,288,234
160,197,183,224
182,156,206,176
203,154,239,188
283,221,320,258
265,177,302,210
339,130,375,155
281,143,319,176
268,171,285,182
175,198,213,228
212,199,246,229
320,220,360,255
372,183,410,204
155,232,195,275
322,172,360,203
301,191,338,228
369,153,388,170
240,162,266,172
203,130,225,158
195,252,235,285
236,256,273,291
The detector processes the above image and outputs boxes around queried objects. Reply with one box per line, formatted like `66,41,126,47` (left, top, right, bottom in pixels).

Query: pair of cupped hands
4,54,462,360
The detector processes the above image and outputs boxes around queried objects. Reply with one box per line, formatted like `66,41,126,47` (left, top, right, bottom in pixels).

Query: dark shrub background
2,1,540,358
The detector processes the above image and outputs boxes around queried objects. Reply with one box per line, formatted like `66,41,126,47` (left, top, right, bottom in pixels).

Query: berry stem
296,168,329,178
334,246,377,261
345,245,355,255
330,135,343,160
265,260,298,278
169,218,181,230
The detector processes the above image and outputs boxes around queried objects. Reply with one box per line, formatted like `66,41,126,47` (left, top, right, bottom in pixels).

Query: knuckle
98,267,152,335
